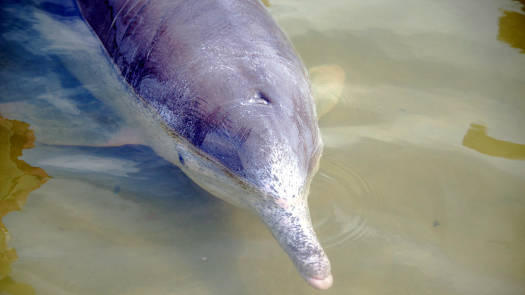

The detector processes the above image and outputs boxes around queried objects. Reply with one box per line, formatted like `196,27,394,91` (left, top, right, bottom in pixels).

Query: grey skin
76,0,332,289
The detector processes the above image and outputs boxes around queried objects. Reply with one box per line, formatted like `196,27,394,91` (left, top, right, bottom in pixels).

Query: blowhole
248,90,271,105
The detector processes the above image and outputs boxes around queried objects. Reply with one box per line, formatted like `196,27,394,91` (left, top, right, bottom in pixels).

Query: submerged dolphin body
76,0,332,289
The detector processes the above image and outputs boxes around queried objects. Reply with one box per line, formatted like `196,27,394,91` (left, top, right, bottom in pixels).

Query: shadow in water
499,0,525,53
0,116,49,295
14,143,250,294
462,123,525,160
1,127,251,294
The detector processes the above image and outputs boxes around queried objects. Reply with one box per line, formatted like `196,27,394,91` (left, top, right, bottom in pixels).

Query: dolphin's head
169,53,332,289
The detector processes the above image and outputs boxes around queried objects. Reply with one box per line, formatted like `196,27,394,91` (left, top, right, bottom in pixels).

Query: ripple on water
309,155,378,248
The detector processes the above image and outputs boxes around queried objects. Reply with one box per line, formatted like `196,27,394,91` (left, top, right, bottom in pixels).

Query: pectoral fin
309,65,346,119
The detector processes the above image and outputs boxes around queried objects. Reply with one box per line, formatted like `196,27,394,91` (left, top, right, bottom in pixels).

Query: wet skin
76,0,331,289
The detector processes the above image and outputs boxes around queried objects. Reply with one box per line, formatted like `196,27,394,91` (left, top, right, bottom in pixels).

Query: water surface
0,0,524,294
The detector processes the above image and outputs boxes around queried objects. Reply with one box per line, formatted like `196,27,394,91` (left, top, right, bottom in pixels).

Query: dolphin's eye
248,90,271,105
256,91,271,104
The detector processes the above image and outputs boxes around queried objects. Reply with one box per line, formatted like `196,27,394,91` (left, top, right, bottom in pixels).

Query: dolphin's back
77,0,321,195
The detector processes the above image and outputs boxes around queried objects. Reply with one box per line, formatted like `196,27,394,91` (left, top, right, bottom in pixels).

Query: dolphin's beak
255,197,333,290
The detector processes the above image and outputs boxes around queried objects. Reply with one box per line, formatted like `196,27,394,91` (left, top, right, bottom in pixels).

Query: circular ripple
309,155,377,248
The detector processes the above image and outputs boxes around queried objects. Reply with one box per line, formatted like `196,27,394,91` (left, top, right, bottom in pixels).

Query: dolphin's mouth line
157,116,317,205
157,119,274,198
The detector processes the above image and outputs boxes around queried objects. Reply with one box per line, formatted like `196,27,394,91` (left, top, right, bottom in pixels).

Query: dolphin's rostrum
76,0,332,289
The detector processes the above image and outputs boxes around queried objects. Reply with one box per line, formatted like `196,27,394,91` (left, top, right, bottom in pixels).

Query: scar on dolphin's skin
462,123,525,160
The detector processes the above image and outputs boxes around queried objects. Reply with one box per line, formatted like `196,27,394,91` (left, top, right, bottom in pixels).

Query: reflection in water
0,116,49,294
462,123,525,160
498,0,525,53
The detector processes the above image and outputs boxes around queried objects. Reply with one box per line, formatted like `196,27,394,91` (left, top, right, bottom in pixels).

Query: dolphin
76,0,332,289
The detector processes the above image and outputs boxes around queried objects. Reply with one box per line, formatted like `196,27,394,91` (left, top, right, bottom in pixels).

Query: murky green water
1,0,524,294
